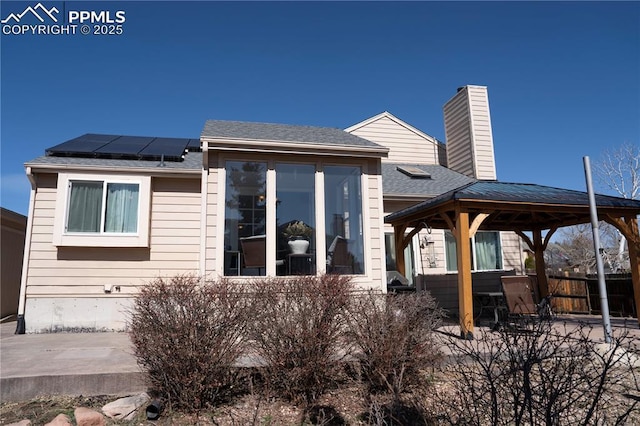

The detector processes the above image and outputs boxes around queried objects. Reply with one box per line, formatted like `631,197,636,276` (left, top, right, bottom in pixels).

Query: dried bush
128,275,251,411
344,291,444,400
435,319,640,425
247,274,354,405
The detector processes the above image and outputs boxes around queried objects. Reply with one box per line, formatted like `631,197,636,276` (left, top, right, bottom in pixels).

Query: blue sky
1,1,639,216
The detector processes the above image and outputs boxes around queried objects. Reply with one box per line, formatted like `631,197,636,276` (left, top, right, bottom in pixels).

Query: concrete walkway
1,321,145,402
1,315,638,403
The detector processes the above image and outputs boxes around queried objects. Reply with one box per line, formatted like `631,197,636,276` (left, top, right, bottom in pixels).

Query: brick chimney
443,85,497,180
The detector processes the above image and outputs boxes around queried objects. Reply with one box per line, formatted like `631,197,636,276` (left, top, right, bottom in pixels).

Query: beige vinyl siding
24,175,201,297
205,152,219,275
467,86,497,180
444,85,497,180
500,231,524,273
349,115,439,165
444,89,475,177
366,160,384,287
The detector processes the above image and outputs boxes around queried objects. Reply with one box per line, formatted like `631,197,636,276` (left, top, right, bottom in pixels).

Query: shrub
128,275,251,411
247,274,354,405
344,291,444,400
435,319,640,425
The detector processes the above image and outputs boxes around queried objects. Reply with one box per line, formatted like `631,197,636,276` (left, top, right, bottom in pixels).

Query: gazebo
384,181,640,339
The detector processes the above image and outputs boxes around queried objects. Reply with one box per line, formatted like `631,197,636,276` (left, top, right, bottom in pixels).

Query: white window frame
53,173,151,247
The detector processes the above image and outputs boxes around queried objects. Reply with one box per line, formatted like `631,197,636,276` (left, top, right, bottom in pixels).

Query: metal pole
583,156,612,343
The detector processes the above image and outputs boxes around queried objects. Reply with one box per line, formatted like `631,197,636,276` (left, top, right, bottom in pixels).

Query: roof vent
397,166,431,179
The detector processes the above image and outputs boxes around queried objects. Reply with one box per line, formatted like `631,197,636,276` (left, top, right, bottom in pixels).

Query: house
17,85,528,332
1,208,27,319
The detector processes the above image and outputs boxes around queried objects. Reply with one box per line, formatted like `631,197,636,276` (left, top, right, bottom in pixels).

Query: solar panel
45,134,120,156
186,138,201,151
45,133,200,162
94,136,154,157
139,138,189,161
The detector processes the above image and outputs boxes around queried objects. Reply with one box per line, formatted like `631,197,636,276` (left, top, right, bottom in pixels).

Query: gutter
16,167,36,334
24,163,201,176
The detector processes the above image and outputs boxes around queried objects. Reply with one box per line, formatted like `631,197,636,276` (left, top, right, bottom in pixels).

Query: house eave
202,137,389,158
25,162,202,177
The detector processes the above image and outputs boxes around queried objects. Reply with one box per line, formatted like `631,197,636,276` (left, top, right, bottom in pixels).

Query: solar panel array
46,133,201,162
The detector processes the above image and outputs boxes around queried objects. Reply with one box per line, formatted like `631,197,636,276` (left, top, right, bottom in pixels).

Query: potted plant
283,221,312,254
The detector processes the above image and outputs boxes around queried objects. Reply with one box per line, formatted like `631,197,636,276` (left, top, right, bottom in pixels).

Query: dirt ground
0,384,432,426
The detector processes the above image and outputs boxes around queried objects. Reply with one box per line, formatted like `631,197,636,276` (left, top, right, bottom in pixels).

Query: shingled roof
201,119,388,156
382,163,475,198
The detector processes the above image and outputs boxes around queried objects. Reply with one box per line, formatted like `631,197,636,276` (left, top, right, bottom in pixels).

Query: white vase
288,239,309,254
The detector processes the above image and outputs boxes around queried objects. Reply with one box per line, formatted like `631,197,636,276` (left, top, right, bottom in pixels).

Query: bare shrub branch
247,274,354,405
344,291,444,400
128,274,252,412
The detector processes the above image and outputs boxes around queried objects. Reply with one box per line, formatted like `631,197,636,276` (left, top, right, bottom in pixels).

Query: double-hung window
54,173,150,247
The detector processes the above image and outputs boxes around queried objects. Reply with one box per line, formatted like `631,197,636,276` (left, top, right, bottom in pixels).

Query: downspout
16,167,36,334
199,142,209,278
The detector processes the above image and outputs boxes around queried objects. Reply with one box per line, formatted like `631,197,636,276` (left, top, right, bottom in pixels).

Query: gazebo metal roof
385,181,640,232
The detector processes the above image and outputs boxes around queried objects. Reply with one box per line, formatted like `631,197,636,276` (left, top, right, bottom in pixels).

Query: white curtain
475,232,501,270
105,183,139,233
67,181,102,232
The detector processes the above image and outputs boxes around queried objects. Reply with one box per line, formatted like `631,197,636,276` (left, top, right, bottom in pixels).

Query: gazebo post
533,229,550,298
455,209,474,339
626,217,640,326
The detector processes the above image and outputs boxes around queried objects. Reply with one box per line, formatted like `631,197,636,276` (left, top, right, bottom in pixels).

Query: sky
1,1,639,216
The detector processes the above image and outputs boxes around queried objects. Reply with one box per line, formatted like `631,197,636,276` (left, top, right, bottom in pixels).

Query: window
223,161,267,276
384,233,415,284
324,166,364,274
445,230,503,272
276,163,315,276
53,173,150,247
66,181,139,233
221,160,367,277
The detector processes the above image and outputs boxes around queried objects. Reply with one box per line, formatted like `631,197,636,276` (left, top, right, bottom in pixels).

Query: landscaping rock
74,407,106,426
102,392,149,421
44,413,72,426
5,420,32,426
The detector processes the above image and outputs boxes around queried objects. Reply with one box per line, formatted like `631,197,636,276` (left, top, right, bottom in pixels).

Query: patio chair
240,235,266,275
500,275,553,323
326,235,353,274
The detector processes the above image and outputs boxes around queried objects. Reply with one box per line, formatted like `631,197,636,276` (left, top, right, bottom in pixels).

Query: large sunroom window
445,230,503,272
222,161,366,277
324,166,364,274
276,163,315,276
224,161,267,276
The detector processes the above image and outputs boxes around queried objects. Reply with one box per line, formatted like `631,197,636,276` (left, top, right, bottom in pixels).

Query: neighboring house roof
382,163,475,199
202,119,389,157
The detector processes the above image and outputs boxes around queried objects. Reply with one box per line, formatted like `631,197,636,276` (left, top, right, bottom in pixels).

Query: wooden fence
546,274,636,318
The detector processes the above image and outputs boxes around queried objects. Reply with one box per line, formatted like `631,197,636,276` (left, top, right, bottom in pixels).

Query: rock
44,413,72,426
102,392,150,421
74,407,106,426
5,420,32,426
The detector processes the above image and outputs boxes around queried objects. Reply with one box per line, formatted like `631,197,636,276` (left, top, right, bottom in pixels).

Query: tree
594,142,640,270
